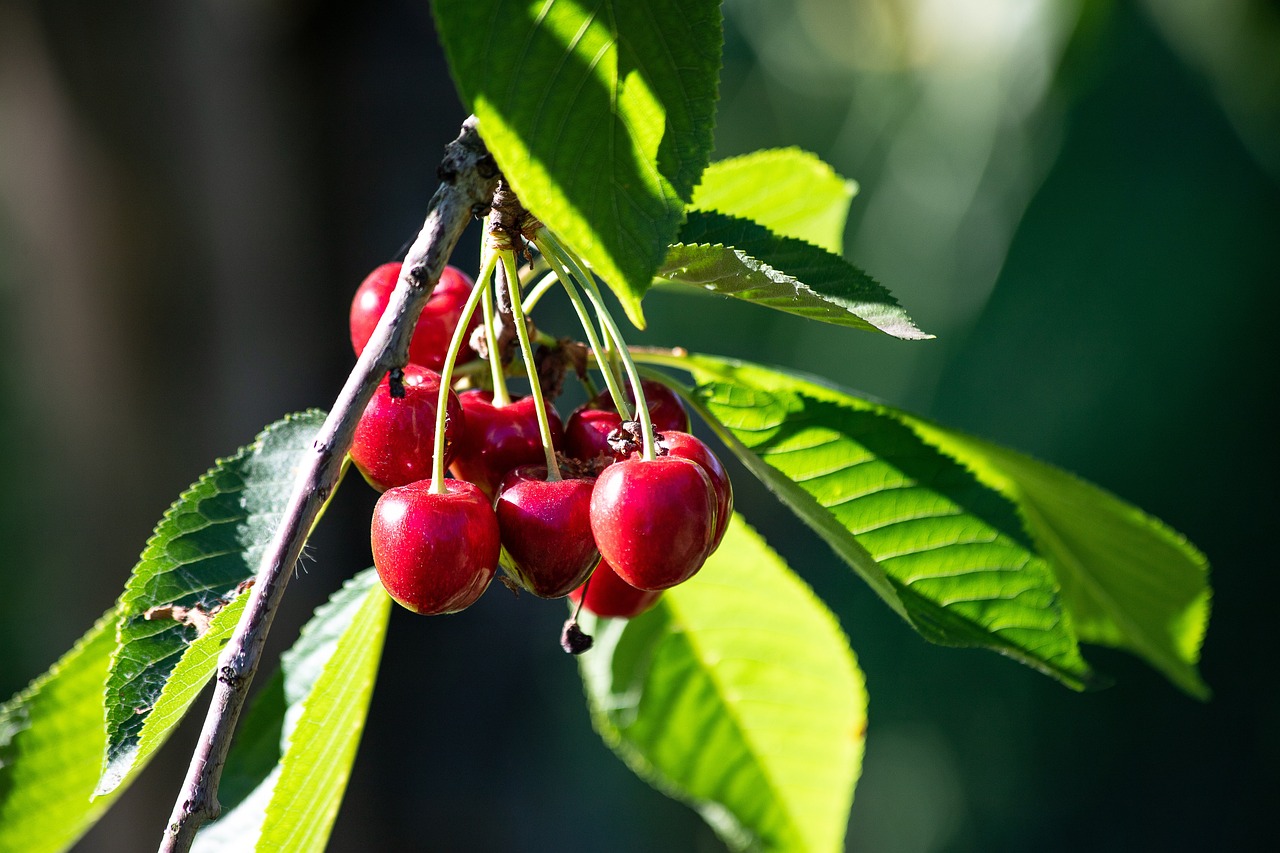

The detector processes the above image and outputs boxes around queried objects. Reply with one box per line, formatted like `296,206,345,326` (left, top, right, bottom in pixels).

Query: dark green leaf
581,516,865,852
433,0,722,326
659,210,930,339
690,148,857,254
636,351,1095,689
193,568,391,852
98,411,326,795
0,611,124,853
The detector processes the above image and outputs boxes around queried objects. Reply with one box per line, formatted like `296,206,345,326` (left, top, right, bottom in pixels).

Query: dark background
0,1,1275,850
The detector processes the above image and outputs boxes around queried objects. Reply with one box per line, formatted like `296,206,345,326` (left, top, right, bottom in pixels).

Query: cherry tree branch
158,116,499,853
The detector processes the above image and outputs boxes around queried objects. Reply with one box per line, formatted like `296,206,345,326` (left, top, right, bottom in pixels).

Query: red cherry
564,380,689,462
371,479,499,614
350,365,464,491
569,559,662,619
349,263,481,371
450,390,563,497
589,456,717,590
495,466,598,598
655,431,733,551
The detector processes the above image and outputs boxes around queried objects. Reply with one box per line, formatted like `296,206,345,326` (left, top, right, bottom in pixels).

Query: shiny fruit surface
564,380,689,462
495,466,598,598
349,263,480,371
371,479,499,614
350,365,463,491
569,559,662,619
451,391,563,497
589,456,716,590
655,431,733,550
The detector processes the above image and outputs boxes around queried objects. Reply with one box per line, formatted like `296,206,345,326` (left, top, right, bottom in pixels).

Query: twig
157,116,499,853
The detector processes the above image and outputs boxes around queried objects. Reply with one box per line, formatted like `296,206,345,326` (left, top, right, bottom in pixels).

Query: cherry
564,380,689,462
370,479,499,614
350,365,464,492
450,390,564,497
349,262,481,372
654,431,733,551
569,559,662,619
589,456,717,590
494,466,598,598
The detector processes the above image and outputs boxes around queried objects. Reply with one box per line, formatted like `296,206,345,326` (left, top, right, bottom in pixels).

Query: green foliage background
0,1,1274,850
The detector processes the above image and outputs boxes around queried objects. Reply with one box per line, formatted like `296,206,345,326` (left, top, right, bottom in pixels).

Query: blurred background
1,0,1276,850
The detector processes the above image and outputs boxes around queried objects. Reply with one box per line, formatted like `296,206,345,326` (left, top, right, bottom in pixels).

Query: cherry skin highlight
569,559,662,619
370,479,499,615
589,455,717,591
654,431,734,551
564,380,689,462
495,466,598,598
350,365,463,492
450,390,563,497
349,262,481,372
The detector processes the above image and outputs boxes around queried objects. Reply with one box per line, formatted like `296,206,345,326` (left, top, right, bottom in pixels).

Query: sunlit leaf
433,0,722,326
99,411,326,794
0,611,122,853
581,516,866,852
638,351,1211,695
193,568,391,852
659,211,930,339
691,148,856,254
637,351,1094,688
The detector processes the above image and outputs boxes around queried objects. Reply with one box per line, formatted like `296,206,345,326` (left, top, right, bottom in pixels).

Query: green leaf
690,148,857,254
638,352,1211,696
0,611,124,853
99,411,327,795
658,210,930,340
192,568,392,853
635,351,1096,689
433,0,723,326
895,427,1212,699
580,516,866,853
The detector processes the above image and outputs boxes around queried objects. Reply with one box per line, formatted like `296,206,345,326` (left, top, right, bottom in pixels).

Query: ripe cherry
450,390,563,497
589,456,717,590
371,479,499,614
564,380,689,462
495,466,598,598
350,365,463,491
569,559,662,619
655,431,733,551
349,262,481,372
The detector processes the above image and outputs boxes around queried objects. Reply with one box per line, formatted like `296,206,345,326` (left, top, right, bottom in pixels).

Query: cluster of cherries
347,261,732,642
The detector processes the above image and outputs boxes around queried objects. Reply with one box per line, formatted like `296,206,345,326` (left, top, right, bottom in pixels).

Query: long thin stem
157,117,498,853
532,235,631,420
539,231,656,461
502,250,560,480
481,268,511,406
520,270,559,314
430,258,494,494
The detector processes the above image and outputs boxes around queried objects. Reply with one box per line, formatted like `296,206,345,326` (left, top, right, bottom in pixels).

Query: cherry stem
521,270,559,314
481,255,512,407
539,231,656,461
532,234,632,422
501,249,561,481
430,254,495,494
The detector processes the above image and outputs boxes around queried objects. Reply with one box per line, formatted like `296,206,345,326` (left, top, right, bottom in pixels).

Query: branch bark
158,116,498,853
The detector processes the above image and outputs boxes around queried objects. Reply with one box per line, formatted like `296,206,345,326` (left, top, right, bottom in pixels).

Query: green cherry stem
501,249,561,481
430,254,495,494
521,270,560,314
481,264,512,406
537,231,656,462
532,234,632,421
